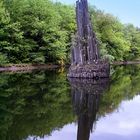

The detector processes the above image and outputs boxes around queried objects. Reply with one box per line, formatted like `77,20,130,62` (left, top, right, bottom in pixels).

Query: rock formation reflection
69,78,109,140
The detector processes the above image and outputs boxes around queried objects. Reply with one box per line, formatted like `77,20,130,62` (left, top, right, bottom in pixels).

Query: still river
0,65,140,140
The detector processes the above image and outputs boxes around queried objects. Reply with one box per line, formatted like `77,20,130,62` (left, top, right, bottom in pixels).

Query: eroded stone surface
68,0,110,78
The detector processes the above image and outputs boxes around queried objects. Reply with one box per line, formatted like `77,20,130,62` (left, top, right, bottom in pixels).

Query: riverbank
0,64,59,72
113,61,140,65
0,61,140,72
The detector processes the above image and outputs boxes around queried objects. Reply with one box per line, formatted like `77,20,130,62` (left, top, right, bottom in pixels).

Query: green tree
123,24,140,60
0,1,33,63
90,8,131,61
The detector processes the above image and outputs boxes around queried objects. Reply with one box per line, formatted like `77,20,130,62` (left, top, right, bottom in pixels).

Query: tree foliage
0,0,140,64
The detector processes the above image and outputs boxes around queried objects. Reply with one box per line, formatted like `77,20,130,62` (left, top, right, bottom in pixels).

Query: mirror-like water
0,65,140,140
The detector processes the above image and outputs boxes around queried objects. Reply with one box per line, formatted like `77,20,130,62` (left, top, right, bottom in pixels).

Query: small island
67,0,110,78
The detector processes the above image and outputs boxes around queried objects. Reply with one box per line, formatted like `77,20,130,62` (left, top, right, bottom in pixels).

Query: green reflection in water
70,65,140,140
0,65,140,140
100,65,140,116
0,70,75,140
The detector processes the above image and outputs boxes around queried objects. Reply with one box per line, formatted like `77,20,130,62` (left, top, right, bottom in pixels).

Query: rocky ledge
67,60,110,79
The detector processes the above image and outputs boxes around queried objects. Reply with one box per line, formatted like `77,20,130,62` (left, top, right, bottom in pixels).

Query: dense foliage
0,0,140,65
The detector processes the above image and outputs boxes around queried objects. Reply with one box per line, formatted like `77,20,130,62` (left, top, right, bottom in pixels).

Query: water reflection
69,78,109,140
0,70,74,140
1,65,140,140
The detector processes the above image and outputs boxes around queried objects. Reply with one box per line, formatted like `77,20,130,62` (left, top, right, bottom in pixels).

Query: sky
54,0,140,27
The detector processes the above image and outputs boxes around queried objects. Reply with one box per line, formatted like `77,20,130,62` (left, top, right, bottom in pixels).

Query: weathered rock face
68,60,110,78
68,0,110,78
71,0,99,65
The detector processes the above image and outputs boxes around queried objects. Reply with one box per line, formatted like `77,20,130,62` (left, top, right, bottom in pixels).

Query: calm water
0,65,140,140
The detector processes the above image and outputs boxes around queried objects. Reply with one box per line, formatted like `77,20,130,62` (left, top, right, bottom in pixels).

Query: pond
0,65,140,140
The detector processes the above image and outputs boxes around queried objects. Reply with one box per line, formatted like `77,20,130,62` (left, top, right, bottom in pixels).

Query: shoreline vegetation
1,61,140,72
0,0,140,68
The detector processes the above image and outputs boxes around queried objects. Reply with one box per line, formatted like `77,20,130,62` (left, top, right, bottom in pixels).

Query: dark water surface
0,65,140,140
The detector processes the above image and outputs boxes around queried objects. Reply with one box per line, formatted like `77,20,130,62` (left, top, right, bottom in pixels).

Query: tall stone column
68,0,110,79
74,0,100,65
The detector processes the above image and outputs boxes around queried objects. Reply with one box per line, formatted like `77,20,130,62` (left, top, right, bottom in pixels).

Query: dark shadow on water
68,78,109,140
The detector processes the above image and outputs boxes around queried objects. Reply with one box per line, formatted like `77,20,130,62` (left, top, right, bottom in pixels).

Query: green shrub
0,53,8,66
